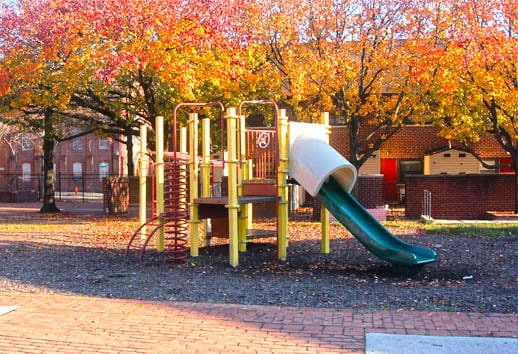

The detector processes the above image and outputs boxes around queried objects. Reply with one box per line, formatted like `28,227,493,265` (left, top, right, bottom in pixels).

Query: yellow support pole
277,109,289,261
238,115,246,195
155,115,165,252
225,108,240,267
246,159,253,229
320,112,330,253
239,202,248,252
238,115,248,252
139,124,148,239
178,124,189,245
201,118,211,198
189,113,200,257
179,126,187,155
200,118,211,246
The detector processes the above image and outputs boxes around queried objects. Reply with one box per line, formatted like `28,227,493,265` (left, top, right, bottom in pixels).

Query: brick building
54,133,128,193
0,132,127,201
329,125,512,203
0,134,43,200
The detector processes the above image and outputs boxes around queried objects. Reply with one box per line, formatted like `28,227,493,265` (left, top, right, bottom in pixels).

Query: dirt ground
0,203,516,314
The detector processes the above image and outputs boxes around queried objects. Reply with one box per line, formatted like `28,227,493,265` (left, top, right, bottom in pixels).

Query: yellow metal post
189,113,200,257
246,159,253,229
225,108,240,266
320,112,330,253
237,115,246,195
139,124,148,239
277,109,289,261
200,118,211,246
155,115,165,251
201,118,211,198
179,126,187,155
238,115,248,252
178,124,189,244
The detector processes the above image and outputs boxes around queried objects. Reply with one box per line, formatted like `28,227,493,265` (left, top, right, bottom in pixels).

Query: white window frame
21,137,33,151
73,162,83,180
22,163,31,182
99,137,110,150
72,137,83,151
99,162,109,181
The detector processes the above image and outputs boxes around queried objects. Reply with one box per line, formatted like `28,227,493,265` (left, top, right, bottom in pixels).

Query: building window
443,153,451,158
73,162,82,181
403,117,433,126
499,158,514,173
398,159,423,183
99,162,109,181
21,137,33,151
22,163,31,182
72,137,83,151
459,153,466,158
99,138,110,150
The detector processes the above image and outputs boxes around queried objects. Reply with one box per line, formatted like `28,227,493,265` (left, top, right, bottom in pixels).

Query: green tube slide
317,176,437,269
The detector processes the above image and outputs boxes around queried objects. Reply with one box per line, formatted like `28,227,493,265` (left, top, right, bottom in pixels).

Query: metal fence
422,189,432,218
0,173,124,201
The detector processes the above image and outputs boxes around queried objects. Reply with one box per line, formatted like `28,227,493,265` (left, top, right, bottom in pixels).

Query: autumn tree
68,0,268,172
0,0,100,212
255,0,431,169
418,0,518,212
1,0,266,211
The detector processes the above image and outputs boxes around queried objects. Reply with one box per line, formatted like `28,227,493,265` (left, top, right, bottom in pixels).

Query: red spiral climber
163,159,189,262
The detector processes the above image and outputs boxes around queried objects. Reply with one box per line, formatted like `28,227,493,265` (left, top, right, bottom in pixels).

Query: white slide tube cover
288,122,357,197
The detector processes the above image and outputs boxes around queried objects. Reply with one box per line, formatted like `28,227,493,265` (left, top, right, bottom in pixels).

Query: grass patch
423,223,518,237
0,223,80,232
382,220,422,229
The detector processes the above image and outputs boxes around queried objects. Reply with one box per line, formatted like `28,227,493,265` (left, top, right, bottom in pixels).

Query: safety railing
245,128,278,179
422,189,432,218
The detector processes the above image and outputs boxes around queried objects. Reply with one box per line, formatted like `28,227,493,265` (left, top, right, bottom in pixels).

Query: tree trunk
126,127,134,177
40,109,60,213
514,153,518,214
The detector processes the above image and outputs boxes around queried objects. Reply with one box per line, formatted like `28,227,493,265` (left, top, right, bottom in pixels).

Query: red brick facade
54,134,127,179
0,135,43,194
329,125,513,207
0,133,127,197
355,175,384,208
330,125,509,160
405,174,514,219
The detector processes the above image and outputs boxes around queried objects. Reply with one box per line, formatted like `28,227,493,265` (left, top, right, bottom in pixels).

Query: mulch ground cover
0,213,516,313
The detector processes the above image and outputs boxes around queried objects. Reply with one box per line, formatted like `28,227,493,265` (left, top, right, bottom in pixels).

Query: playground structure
128,100,437,271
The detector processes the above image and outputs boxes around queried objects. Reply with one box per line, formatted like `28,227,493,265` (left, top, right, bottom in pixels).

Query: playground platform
0,292,516,353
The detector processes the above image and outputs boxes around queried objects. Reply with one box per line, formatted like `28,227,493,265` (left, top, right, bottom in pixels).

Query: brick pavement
0,293,516,353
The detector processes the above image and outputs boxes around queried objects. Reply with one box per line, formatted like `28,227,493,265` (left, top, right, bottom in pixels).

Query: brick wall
329,126,349,157
356,174,384,208
405,174,515,219
310,174,384,219
330,125,510,160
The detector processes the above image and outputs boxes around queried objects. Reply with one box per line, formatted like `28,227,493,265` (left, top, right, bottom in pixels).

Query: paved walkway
0,202,517,352
0,293,516,353
0,201,138,218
